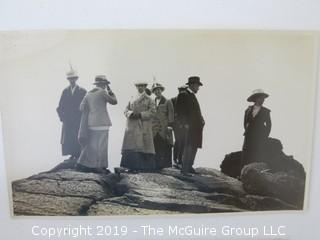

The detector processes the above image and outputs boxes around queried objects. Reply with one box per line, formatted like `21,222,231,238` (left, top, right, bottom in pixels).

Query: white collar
70,84,78,89
187,87,195,94
137,91,146,98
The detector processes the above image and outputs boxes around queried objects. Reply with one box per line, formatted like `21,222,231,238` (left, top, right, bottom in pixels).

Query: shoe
189,168,197,174
101,168,111,174
180,171,192,177
173,163,181,169
92,168,110,174
75,164,92,173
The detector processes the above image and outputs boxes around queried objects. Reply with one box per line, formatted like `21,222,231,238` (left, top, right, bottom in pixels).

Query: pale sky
0,30,316,181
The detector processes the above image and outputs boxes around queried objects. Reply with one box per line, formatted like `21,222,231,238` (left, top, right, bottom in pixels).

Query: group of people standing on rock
57,67,271,176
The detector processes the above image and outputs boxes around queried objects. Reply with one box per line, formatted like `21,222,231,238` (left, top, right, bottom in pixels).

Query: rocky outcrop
220,151,242,178
12,170,119,216
220,138,306,209
12,160,299,216
240,162,305,208
220,138,306,179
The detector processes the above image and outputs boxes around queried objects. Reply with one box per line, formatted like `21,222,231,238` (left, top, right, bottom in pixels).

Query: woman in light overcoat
120,81,156,171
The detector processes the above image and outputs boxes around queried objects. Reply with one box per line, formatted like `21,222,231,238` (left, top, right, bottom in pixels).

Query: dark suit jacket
176,89,204,148
56,85,87,155
244,105,271,140
57,85,87,124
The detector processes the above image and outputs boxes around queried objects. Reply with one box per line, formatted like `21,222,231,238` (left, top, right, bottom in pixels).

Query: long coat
242,105,271,164
56,85,86,156
77,87,117,168
121,92,156,154
176,89,204,148
171,96,184,163
152,96,174,143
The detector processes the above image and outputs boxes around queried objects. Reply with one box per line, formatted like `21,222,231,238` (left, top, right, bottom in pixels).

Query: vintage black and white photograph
0,30,316,216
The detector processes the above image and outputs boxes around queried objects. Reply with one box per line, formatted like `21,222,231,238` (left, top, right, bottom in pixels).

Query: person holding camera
76,75,117,174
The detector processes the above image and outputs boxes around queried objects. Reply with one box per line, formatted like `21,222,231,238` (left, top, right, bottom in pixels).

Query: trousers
181,143,198,173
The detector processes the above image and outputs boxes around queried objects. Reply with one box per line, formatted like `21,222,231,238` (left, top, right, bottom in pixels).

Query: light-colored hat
66,69,78,79
134,80,148,86
94,75,110,85
151,83,165,92
178,84,188,91
66,62,78,79
247,89,269,102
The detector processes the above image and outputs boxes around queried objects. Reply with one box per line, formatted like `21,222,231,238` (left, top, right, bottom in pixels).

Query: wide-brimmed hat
66,69,78,79
93,75,110,85
186,76,203,86
247,89,269,102
151,83,165,92
134,80,148,86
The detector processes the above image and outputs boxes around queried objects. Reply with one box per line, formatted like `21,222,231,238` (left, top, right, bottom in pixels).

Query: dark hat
94,75,110,85
186,76,203,86
247,89,269,102
145,88,152,96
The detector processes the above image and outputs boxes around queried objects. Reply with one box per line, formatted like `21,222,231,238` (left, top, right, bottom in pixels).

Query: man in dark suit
57,68,87,160
171,85,188,168
176,76,205,176
242,89,271,166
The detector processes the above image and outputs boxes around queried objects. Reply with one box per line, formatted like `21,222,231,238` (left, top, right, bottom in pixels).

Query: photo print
0,30,316,216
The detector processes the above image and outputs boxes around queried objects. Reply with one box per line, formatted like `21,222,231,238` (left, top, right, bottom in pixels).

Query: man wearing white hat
77,75,117,174
57,68,87,160
242,89,272,166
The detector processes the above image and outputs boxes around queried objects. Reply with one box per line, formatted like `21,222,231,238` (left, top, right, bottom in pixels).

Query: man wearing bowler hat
56,67,87,160
176,76,205,176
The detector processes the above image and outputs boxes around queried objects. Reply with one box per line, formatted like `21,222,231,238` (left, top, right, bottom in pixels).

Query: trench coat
242,105,272,164
56,85,86,157
175,89,204,148
121,92,156,154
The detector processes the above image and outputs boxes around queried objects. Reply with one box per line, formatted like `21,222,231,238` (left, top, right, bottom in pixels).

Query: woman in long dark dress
242,89,271,166
151,83,174,169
